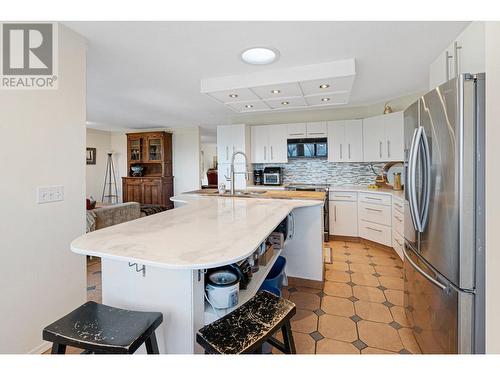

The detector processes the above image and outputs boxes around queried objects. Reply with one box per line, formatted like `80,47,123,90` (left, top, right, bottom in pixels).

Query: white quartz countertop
71,194,322,270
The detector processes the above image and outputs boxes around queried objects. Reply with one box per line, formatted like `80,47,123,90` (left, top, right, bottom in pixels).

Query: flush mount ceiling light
281,101,290,105
321,97,331,102
241,47,279,65
244,104,254,108
271,89,281,94
319,84,330,89
228,93,238,98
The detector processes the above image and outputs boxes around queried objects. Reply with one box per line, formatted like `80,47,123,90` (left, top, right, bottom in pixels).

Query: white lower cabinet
329,200,358,237
392,196,405,260
358,220,392,247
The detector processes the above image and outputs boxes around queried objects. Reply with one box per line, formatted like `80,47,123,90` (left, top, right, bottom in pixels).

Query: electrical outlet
37,186,64,204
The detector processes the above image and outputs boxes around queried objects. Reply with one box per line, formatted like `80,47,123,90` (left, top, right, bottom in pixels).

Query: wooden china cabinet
122,131,174,209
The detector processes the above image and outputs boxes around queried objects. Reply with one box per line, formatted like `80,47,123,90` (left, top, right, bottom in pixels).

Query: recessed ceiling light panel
271,89,281,94
241,47,279,65
321,97,330,102
319,84,330,89
229,93,238,98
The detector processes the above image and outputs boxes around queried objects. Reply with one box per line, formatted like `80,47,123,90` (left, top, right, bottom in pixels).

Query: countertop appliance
403,73,485,354
253,169,263,185
286,183,329,242
205,268,240,309
287,138,328,159
263,167,282,185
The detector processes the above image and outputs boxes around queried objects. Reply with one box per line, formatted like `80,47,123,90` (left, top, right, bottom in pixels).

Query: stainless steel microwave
287,138,328,159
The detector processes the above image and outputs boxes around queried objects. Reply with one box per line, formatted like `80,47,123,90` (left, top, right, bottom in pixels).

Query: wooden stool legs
144,332,160,354
281,321,296,354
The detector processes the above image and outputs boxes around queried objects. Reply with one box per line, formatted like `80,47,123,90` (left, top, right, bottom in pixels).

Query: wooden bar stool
43,301,163,354
196,290,296,354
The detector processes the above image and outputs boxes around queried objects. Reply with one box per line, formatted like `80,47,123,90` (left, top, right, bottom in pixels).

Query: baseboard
28,341,51,354
329,235,394,252
329,235,360,242
287,276,323,290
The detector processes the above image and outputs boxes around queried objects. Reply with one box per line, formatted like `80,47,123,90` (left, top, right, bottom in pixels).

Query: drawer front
329,191,358,202
392,231,404,260
359,220,392,247
358,202,392,226
392,208,404,237
392,198,404,213
358,192,392,206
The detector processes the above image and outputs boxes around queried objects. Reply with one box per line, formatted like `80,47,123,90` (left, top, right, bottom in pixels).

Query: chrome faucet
225,151,251,195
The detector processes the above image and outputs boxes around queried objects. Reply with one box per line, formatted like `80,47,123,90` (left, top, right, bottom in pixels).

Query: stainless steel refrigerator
403,73,485,354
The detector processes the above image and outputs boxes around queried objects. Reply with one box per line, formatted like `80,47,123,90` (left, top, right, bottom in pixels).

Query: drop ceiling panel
264,96,307,109
201,59,356,113
227,100,270,112
208,88,260,103
299,76,354,97
305,92,349,106
250,82,303,100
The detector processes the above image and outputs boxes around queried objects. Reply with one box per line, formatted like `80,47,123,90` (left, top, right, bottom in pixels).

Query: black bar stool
197,290,296,354
43,301,163,354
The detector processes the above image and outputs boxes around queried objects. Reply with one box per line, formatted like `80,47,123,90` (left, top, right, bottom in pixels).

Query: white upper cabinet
268,125,288,163
429,22,485,89
251,124,287,164
217,124,251,164
327,120,363,162
286,122,327,139
306,122,328,138
287,123,307,139
363,112,403,162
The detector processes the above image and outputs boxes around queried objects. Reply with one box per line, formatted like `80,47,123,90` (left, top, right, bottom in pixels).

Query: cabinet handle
366,226,382,233
308,132,325,135
379,141,382,158
334,195,354,198
226,146,229,161
289,133,304,136
271,146,273,160
366,196,382,201
348,144,351,159
387,140,391,158
340,144,343,160
366,207,382,212
454,41,462,78
264,146,267,161
395,238,402,246
395,216,403,223
334,205,337,222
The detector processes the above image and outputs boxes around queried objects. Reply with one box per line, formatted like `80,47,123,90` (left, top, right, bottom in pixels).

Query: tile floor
277,240,421,354
60,240,421,354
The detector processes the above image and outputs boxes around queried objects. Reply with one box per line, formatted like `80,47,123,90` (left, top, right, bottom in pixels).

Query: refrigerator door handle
408,127,422,231
403,245,447,290
420,126,431,231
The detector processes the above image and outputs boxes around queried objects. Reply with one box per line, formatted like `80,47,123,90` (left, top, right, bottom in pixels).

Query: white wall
200,143,217,185
86,128,111,201
485,21,500,354
0,24,87,353
110,132,128,202
173,127,201,194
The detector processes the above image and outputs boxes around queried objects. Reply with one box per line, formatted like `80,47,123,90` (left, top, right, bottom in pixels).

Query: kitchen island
70,193,324,353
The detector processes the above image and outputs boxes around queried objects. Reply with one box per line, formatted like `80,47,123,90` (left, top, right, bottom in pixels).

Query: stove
286,183,330,241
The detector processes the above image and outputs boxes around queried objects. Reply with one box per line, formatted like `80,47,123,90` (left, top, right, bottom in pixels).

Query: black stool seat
197,290,296,354
43,301,163,354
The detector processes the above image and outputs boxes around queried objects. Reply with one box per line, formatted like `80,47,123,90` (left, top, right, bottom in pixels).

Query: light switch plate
37,185,64,204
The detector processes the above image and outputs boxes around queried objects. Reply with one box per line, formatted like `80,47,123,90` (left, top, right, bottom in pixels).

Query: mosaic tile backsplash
254,159,386,186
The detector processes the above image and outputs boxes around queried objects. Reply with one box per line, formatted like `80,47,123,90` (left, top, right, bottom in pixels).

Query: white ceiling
65,21,468,131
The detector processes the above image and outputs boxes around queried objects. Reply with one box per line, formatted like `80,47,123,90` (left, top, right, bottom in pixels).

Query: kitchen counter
70,193,323,270
187,188,326,201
